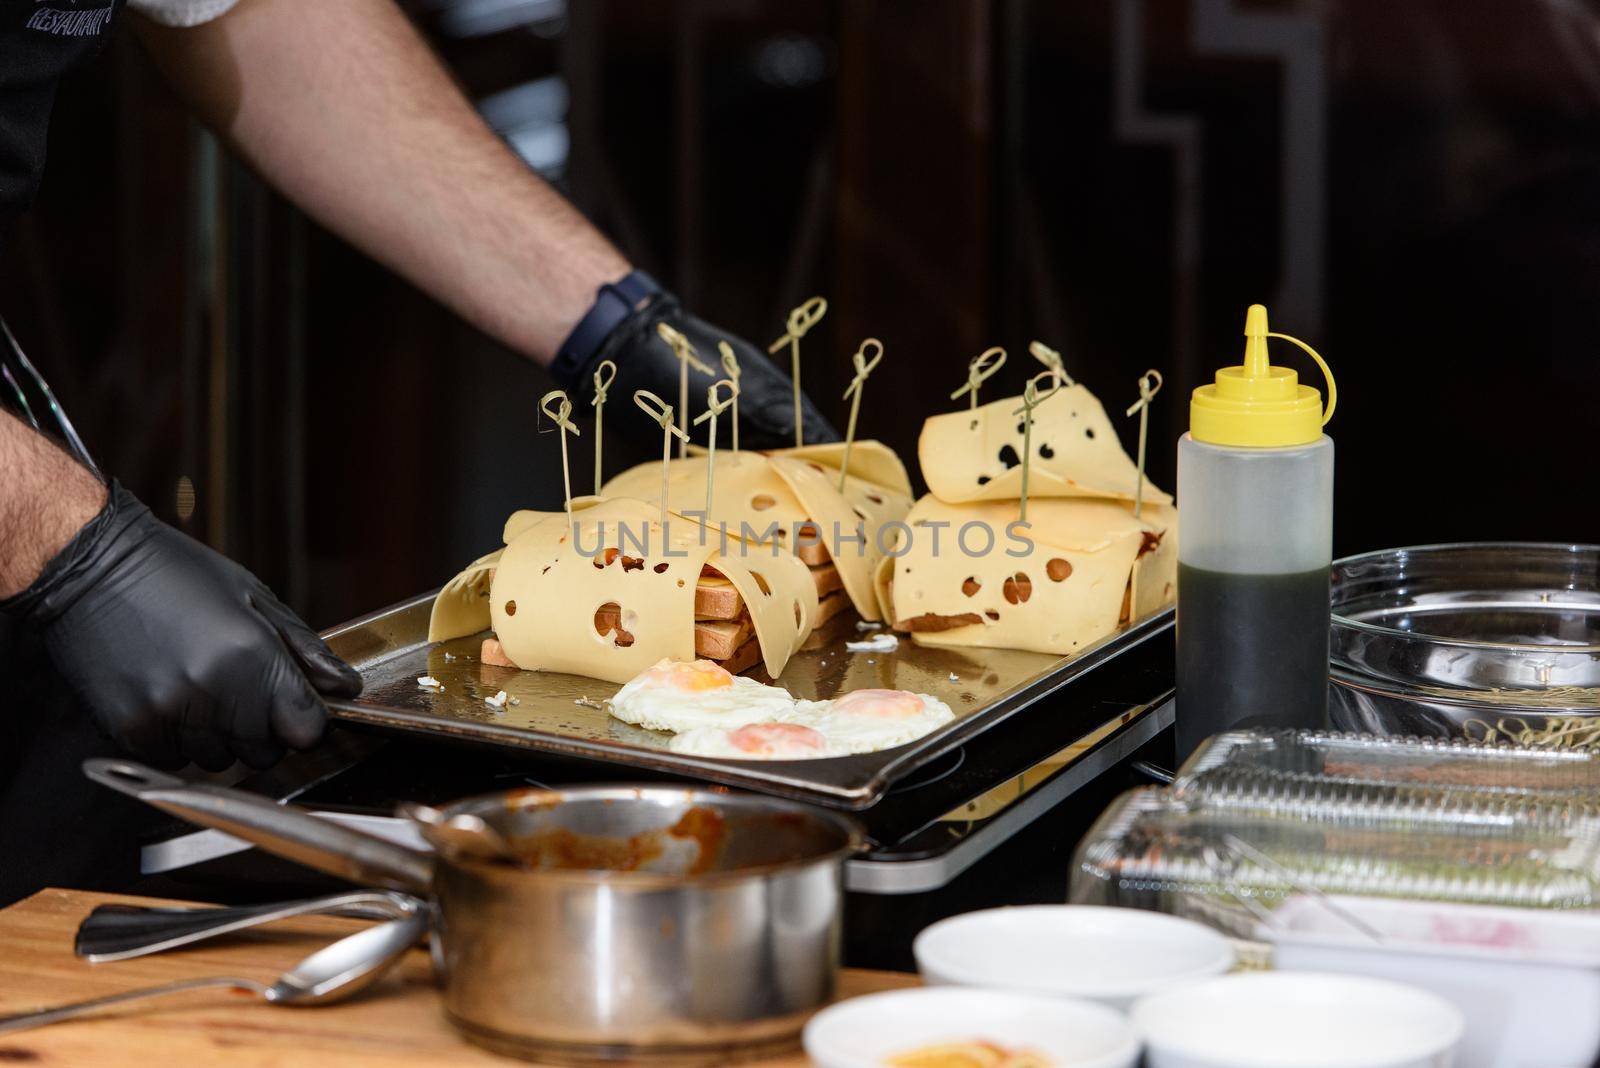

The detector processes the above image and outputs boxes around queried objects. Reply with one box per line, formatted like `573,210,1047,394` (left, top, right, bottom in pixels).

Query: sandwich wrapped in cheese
877,373,1178,657
873,496,1175,656
428,497,817,684
919,382,1174,507
599,441,914,638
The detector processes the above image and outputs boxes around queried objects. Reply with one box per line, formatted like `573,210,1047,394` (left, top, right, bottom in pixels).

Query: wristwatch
551,270,662,384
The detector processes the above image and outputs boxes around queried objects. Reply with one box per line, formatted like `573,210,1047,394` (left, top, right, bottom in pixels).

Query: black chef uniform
0,0,159,907
1,0,124,226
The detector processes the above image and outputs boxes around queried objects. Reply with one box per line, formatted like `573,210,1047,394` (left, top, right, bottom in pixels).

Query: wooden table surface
0,889,917,1066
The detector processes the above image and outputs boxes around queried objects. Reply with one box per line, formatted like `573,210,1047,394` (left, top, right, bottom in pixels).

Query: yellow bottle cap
1190,304,1337,447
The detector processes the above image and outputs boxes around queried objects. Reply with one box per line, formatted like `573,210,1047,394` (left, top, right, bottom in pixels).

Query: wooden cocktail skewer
950,346,1006,409
655,323,713,460
692,379,738,516
539,389,581,532
766,296,828,448
1124,369,1163,519
589,359,616,494
1011,371,1062,524
838,338,883,492
633,390,689,529
718,341,742,453
1027,340,1074,388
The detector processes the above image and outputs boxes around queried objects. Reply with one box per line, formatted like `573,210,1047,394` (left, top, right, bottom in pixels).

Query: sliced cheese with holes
874,495,1177,657
598,442,913,621
769,440,913,497
501,495,605,545
477,497,815,683
600,451,811,541
1128,500,1179,623
920,385,1172,505
431,506,570,644
502,509,549,545
765,453,911,623
428,548,505,643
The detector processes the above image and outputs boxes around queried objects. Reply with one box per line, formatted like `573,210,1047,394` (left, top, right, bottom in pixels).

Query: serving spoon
0,909,428,1036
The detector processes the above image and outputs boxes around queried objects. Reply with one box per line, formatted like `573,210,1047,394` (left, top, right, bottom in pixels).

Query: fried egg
608,658,800,733
668,721,839,760
795,688,955,754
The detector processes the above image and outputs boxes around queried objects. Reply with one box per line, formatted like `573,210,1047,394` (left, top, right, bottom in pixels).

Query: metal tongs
1,314,101,478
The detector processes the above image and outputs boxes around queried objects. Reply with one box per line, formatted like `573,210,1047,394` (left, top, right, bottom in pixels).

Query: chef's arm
0,411,106,599
131,0,840,447
130,0,628,366
0,409,359,769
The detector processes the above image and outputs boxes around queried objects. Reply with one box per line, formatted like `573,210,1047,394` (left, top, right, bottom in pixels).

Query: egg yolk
646,658,734,691
829,688,925,719
728,723,827,755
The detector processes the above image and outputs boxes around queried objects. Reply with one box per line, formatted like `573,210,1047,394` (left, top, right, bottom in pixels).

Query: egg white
668,722,841,760
793,689,956,754
608,658,801,733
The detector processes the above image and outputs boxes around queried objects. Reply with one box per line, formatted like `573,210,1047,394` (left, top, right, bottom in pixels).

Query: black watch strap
551,269,663,384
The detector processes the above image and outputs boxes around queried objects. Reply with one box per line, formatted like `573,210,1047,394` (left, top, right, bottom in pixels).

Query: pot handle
84,759,435,894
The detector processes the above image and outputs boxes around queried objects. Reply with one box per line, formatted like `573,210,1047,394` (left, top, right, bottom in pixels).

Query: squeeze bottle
1175,304,1337,762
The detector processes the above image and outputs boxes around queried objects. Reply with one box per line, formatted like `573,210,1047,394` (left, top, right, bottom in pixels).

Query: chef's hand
1,482,361,771
558,287,840,452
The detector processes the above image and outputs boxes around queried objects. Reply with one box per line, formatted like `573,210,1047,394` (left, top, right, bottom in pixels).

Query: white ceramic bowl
914,905,1235,1010
803,987,1140,1068
1131,972,1465,1068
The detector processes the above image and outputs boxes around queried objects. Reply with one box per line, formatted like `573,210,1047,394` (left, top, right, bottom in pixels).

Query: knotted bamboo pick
838,338,884,492
1027,340,1074,388
1011,371,1062,524
590,359,616,494
718,340,742,453
633,389,689,529
1124,369,1163,519
539,389,582,532
950,346,1006,409
692,379,738,516
655,322,712,459
766,296,828,448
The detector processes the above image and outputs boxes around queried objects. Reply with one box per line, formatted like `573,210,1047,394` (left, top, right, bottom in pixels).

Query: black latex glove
559,291,840,452
0,482,361,771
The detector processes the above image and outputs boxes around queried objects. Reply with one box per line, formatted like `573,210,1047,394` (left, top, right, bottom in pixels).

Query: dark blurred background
3,0,1597,630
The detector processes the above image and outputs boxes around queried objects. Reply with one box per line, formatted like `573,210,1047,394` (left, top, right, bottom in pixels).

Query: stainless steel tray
322,591,1173,809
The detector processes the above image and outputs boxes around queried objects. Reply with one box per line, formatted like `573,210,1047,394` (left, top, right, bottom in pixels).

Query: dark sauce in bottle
1175,563,1330,762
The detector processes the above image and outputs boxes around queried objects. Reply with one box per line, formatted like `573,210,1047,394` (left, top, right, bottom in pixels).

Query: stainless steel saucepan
84,759,862,1064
